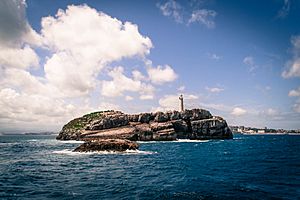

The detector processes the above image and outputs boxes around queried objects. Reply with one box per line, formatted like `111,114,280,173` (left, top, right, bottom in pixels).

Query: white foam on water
137,141,161,144
52,149,156,155
124,149,157,155
138,139,210,144
176,139,210,143
0,142,20,146
0,143,7,147
59,140,84,144
26,139,61,146
53,149,93,155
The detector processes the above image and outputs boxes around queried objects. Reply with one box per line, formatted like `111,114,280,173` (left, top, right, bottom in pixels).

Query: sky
0,0,300,133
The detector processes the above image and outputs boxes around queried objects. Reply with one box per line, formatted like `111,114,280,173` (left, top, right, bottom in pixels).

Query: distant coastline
0,132,56,136
230,125,300,135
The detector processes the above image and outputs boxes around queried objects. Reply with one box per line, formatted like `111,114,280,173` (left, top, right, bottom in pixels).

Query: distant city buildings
229,125,300,134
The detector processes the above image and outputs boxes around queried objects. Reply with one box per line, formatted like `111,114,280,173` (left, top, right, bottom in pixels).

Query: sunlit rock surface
57,109,233,141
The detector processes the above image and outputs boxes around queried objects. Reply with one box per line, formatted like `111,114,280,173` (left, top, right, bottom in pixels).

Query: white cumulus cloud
0,45,39,69
125,96,134,101
132,70,146,81
101,66,155,99
147,65,178,84
231,107,247,116
0,0,41,71
0,0,41,46
0,3,179,132
41,4,153,97
0,87,92,132
1,68,51,95
288,86,300,97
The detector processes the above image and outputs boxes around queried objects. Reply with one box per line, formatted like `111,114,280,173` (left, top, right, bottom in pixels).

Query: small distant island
57,108,232,152
56,95,232,152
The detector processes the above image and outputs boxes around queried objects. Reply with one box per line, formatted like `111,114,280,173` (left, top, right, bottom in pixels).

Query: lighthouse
179,94,184,112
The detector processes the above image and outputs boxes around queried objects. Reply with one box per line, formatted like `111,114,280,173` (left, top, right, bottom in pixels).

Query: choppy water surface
0,134,299,199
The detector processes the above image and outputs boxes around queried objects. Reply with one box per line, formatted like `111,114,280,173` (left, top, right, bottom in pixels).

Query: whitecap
124,149,157,155
176,139,210,143
59,140,84,144
137,141,161,144
52,149,156,155
138,139,209,144
0,142,20,146
53,149,93,155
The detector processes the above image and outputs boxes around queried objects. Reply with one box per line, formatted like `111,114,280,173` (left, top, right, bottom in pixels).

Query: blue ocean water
0,134,299,200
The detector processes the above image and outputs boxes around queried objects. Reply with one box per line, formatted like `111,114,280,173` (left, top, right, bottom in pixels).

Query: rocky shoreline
56,109,233,152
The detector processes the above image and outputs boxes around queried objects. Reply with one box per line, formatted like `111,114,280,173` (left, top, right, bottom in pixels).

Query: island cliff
57,108,233,142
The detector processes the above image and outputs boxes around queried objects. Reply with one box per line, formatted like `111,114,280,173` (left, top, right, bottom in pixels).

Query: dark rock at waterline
73,139,139,152
56,109,233,141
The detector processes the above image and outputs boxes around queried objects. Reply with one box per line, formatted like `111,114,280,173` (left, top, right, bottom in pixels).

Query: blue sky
0,0,300,132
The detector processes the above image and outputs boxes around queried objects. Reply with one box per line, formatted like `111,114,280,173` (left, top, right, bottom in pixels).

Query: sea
0,134,299,200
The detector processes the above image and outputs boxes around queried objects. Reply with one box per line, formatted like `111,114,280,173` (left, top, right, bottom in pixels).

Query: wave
0,142,20,146
138,139,210,144
52,149,156,155
176,139,210,143
124,149,156,154
53,149,94,155
59,140,85,144
27,139,38,142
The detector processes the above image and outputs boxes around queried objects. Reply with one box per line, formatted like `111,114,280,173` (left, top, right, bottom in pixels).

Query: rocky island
57,108,233,152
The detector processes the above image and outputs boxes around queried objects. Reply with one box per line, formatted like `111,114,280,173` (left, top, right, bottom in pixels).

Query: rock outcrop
57,109,233,141
73,139,139,152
